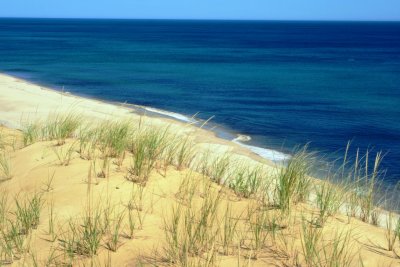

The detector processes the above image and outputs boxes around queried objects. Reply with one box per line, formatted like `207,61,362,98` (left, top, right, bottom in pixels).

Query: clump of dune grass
206,153,232,185
229,164,264,198
21,120,42,146
127,184,147,229
160,136,179,176
342,146,384,224
105,210,125,252
62,216,102,257
77,124,99,160
59,204,105,259
175,135,196,171
301,218,322,266
127,137,148,184
195,150,211,177
359,151,383,223
315,179,344,226
96,120,131,163
127,126,169,184
274,146,314,214
300,217,355,267
43,113,82,145
175,173,198,205
0,220,23,263
21,112,82,146
220,204,240,255
345,189,359,221
14,193,43,235
163,179,221,266
96,155,110,178
256,176,274,208
163,203,219,266
370,207,381,226
52,142,76,166
0,191,9,227
321,230,355,267
101,199,115,234
385,211,400,251
0,193,43,264
0,152,12,181
247,207,270,259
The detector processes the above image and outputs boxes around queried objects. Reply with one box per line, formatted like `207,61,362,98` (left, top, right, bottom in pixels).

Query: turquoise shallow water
0,18,399,186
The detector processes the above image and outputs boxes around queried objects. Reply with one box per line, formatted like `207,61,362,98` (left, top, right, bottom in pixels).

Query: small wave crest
232,134,252,142
138,106,197,123
232,135,290,162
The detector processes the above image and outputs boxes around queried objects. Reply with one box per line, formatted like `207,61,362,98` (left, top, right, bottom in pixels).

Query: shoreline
0,72,289,165
0,72,395,204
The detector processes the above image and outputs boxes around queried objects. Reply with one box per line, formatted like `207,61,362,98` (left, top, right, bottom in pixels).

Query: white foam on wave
233,138,290,162
232,134,252,142
138,106,197,123
133,104,289,162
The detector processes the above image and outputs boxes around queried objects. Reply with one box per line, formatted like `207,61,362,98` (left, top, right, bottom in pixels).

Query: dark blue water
0,18,399,185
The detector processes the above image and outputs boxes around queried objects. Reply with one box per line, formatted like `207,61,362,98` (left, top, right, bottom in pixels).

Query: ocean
0,18,399,186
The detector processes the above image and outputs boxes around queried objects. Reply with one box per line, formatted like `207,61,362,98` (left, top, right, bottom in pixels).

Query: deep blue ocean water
0,18,399,186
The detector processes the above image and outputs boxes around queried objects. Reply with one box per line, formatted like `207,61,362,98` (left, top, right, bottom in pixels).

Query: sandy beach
0,72,399,266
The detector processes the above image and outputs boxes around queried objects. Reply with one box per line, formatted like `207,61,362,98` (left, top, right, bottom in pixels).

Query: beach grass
301,218,322,266
44,112,82,145
274,146,314,214
104,209,125,252
301,218,356,267
52,141,76,166
127,126,169,184
385,211,400,251
0,113,396,266
77,124,99,160
14,192,43,234
247,207,270,259
340,147,386,225
315,178,344,226
220,204,240,255
0,191,9,227
163,176,221,266
0,152,12,181
206,153,232,185
21,120,41,147
175,135,196,171
96,120,132,162
228,163,264,198
59,203,106,258
0,192,43,265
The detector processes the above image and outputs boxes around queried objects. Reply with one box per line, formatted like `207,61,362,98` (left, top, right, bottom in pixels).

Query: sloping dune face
0,121,398,267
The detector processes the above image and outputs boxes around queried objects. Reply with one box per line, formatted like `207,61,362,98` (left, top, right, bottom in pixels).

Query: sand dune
0,73,399,266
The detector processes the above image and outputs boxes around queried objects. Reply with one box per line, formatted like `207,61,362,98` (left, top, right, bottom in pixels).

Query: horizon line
0,16,399,23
